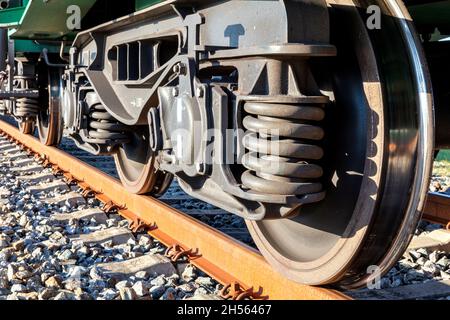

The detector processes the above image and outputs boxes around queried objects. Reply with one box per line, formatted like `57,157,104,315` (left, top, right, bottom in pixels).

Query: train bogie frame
0,0,449,289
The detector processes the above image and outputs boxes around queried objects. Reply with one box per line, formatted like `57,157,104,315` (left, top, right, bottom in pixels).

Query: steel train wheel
37,68,63,146
246,0,434,288
114,128,173,196
18,121,35,135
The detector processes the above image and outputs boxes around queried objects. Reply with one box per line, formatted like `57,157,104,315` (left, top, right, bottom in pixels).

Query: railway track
60,138,255,247
423,193,450,229
0,118,346,300
0,118,450,300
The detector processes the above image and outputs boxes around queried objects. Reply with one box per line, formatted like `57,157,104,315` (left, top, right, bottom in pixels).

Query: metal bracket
164,244,200,262
101,200,124,214
81,186,96,198
63,173,79,185
129,218,146,233
51,165,64,176
41,157,52,168
219,282,264,301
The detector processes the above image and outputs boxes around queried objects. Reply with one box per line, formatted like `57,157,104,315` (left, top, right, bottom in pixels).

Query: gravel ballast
0,138,222,300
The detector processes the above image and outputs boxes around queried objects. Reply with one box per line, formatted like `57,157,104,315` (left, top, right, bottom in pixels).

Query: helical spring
0,100,6,114
15,97,39,119
88,104,129,144
14,75,39,119
241,100,325,198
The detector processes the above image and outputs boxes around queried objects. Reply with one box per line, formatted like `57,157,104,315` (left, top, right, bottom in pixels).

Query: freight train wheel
18,121,35,135
37,68,63,146
114,128,173,196
246,0,434,288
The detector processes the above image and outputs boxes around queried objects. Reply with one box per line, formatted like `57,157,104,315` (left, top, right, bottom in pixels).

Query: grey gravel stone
6,265,15,281
119,287,137,300
15,270,33,281
132,281,148,297
0,239,9,249
150,275,166,287
45,276,62,289
195,276,214,287
422,260,439,276
101,288,118,300
115,280,130,291
429,251,440,263
15,292,38,300
134,271,148,280
437,257,450,269
441,271,450,281
408,250,422,261
194,287,209,296
185,294,223,301
177,282,196,293
10,284,27,293
161,287,177,300
54,291,76,300
149,285,165,299
181,264,196,282
12,239,25,251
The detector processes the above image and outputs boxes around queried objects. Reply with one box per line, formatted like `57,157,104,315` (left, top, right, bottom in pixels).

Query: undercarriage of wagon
1,0,446,289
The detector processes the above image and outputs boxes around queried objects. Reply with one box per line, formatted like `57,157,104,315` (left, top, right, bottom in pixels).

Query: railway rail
1,118,450,300
423,193,450,229
0,118,348,300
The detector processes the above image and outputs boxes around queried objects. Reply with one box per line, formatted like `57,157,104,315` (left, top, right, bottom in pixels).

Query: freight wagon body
0,0,449,289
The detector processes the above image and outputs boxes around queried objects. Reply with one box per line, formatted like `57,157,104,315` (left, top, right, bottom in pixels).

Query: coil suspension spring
241,98,326,198
14,75,39,120
86,93,129,144
0,75,6,113
0,100,6,114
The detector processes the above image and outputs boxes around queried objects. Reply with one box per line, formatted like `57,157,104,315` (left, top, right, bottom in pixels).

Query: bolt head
196,87,204,98
173,63,187,75
196,163,204,173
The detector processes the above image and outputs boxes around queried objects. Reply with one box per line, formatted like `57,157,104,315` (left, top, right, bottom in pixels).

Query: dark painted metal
0,29,7,72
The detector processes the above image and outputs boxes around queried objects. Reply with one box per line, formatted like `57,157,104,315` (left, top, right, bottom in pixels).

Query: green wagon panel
135,0,164,11
10,0,97,40
0,0,29,28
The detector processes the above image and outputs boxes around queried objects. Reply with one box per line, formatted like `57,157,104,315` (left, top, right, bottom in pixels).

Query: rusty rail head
0,119,350,300
423,193,450,228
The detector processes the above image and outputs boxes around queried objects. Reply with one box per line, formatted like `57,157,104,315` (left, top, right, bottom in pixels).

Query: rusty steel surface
0,119,349,300
423,193,450,229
